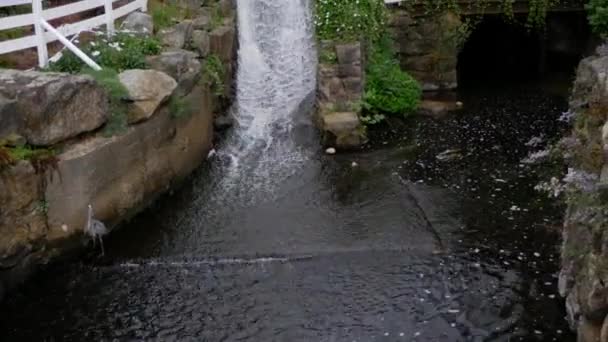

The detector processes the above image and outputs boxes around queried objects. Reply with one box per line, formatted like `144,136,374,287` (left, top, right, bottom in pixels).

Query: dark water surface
0,83,575,341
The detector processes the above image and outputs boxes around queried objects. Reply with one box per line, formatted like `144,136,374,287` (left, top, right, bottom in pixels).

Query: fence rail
0,0,148,68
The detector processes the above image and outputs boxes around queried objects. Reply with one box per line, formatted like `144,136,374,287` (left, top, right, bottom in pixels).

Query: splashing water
196,0,317,206
220,0,317,174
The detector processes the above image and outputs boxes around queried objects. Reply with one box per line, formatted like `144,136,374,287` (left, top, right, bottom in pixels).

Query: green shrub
315,0,387,42
203,55,225,97
587,0,608,36
48,32,161,73
151,2,180,31
363,37,421,116
82,68,129,136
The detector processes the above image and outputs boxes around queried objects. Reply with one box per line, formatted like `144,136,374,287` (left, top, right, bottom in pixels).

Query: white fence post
32,0,48,68
0,0,151,64
104,0,115,36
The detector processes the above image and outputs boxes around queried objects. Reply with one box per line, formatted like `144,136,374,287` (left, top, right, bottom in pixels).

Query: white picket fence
0,0,148,68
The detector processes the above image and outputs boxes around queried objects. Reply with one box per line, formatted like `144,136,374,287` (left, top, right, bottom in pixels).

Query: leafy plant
360,113,386,125
210,5,225,31
36,199,49,214
363,37,421,116
151,1,180,31
0,144,57,169
48,32,161,73
319,48,338,64
315,0,387,42
169,96,194,119
587,0,608,36
203,54,226,97
82,68,129,136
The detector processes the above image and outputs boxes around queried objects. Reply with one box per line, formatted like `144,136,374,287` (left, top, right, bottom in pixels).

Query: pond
0,79,575,341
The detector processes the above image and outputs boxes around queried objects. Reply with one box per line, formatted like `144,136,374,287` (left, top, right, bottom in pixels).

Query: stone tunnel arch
457,12,593,88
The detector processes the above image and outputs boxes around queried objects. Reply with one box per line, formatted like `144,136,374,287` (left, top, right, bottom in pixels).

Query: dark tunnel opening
457,12,594,88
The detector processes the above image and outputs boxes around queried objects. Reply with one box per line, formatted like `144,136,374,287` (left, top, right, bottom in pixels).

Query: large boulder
118,69,177,124
0,161,46,266
146,50,201,97
120,12,154,35
44,84,214,244
0,70,109,146
0,94,18,141
159,21,193,49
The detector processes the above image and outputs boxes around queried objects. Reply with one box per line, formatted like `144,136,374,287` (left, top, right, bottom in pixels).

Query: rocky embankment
559,47,608,341
0,0,236,300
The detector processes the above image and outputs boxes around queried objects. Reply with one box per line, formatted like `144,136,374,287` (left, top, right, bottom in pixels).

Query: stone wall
0,1,237,300
316,41,367,150
559,49,608,341
388,9,462,91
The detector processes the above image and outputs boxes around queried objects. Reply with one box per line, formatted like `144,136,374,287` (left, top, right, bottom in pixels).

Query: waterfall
222,0,317,166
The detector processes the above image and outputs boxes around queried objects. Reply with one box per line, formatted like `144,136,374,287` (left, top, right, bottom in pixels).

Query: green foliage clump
203,54,226,97
210,5,225,31
82,68,129,136
404,0,564,30
0,144,57,170
6,145,55,161
48,32,161,73
319,49,338,64
363,37,421,117
587,0,608,36
315,0,387,42
151,1,181,30
169,96,194,119
360,113,386,125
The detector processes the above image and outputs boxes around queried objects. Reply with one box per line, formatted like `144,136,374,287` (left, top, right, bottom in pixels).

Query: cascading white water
223,0,317,167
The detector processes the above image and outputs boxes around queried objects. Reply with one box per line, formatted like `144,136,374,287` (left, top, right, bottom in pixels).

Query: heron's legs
99,236,105,256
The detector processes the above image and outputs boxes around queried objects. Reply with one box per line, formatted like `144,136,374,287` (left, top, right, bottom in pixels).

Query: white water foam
220,0,317,177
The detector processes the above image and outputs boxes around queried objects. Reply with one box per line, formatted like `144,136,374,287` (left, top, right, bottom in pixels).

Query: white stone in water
325,147,336,155
351,161,358,167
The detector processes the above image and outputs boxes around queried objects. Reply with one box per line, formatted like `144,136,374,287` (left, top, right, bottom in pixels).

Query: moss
0,145,58,173
203,54,226,98
209,5,225,31
149,0,196,31
81,69,130,137
169,96,194,119
319,49,338,64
